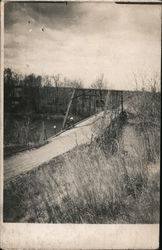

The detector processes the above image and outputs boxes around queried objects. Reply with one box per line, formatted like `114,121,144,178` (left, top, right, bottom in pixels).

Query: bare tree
132,72,160,92
42,75,52,87
91,74,107,90
52,74,61,88
62,77,83,88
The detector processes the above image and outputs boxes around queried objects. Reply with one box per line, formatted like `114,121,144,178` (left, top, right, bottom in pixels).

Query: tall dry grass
4,88,160,223
4,116,160,223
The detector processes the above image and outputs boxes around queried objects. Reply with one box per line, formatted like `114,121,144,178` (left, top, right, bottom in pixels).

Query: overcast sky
4,2,161,90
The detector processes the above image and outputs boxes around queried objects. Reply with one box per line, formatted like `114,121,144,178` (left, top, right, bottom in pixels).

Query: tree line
4,68,85,114
4,68,108,114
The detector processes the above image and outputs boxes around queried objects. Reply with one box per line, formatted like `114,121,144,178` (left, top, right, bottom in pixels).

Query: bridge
4,88,135,182
4,109,120,182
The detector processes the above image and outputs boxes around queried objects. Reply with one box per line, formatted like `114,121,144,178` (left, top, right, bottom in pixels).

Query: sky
4,2,161,90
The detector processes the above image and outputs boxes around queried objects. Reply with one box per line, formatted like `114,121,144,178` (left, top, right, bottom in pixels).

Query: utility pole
62,89,76,130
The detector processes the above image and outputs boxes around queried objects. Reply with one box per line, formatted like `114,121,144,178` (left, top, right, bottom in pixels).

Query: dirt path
4,111,115,181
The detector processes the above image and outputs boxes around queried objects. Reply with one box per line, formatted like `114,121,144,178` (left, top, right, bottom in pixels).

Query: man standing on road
69,116,74,128
66,115,75,129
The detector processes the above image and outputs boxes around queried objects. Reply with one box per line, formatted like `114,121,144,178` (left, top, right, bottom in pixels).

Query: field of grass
4,114,64,157
4,113,87,157
3,106,160,223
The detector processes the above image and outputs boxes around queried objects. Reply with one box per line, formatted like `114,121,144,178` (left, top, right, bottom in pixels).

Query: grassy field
3,106,160,223
4,114,64,157
3,89,160,223
4,113,87,157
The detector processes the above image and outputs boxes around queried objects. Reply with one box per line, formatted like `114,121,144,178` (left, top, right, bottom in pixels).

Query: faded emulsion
3,1,161,225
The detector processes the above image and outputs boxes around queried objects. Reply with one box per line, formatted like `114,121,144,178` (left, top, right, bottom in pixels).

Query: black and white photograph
2,0,161,228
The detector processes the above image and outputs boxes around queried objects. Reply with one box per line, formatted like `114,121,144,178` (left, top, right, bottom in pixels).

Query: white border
0,1,160,249
1,224,159,249
0,0,4,228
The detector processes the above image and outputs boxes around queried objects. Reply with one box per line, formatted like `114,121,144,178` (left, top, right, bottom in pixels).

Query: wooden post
82,90,85,115
39,120,47,143
44,122,47,140
111,91,113,111
62,89,76,130
118,91,120,114
116,91,119,115
115,91,117,118
27,118,30,147
89,95,91,115
121,91,124,113
94,90,96,113
93,91,95,113
72,91,77,115
56,86,58,113
104,90,109,115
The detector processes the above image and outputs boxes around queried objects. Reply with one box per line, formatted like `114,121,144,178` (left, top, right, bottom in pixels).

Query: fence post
62,89,76,130
89,94,91,115
82,90,85,114
27,118,30,147
121,91,124,113
104,90,109,116
39,120,47,144
94,90,96,112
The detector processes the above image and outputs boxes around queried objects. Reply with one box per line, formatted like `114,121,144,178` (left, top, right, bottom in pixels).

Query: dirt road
4,111,115,181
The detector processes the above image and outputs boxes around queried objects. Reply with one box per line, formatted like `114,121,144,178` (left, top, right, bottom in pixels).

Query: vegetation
4,68,84,113
4,115,64,157
4,88,160,223
4,68,85,155
3,72,160,223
